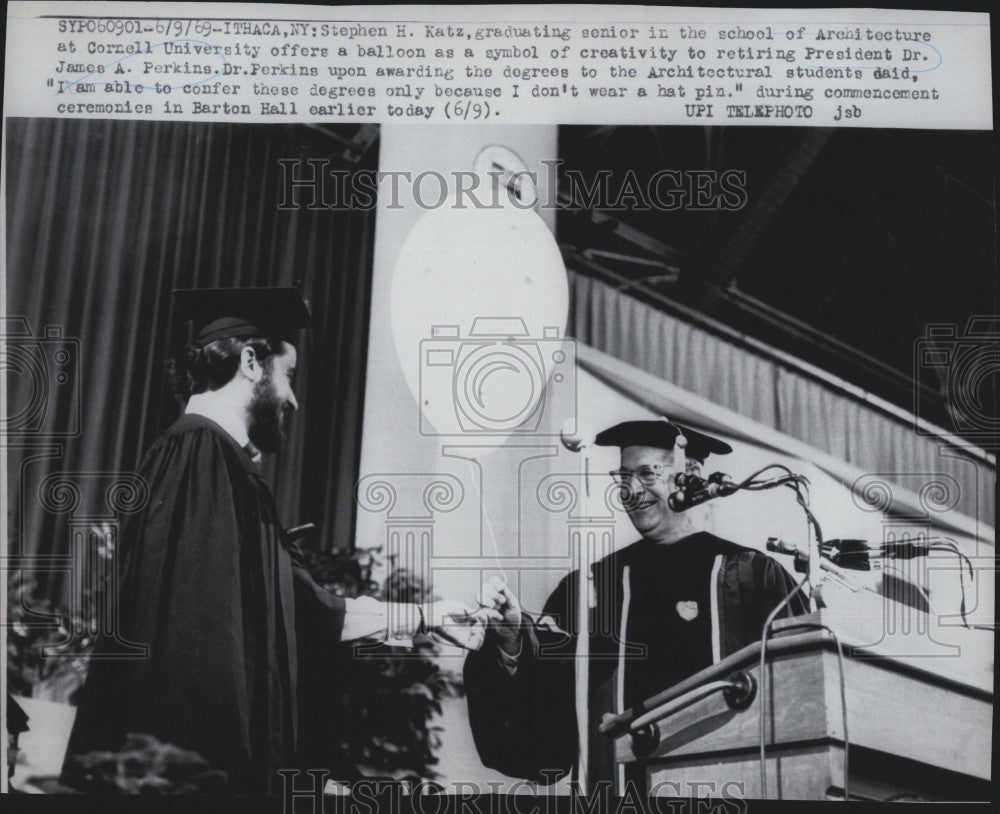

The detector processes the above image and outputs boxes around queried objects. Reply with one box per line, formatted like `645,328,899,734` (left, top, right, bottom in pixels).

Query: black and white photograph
2,3,995,810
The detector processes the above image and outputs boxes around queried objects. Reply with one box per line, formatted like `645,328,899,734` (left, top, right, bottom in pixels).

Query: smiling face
618,444,693,544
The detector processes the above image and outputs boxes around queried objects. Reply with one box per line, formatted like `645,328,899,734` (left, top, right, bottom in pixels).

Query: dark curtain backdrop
5,118,377,600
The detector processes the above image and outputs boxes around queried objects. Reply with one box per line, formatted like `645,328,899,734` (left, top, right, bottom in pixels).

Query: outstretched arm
464,577,580,782
339,595,483,649
289,553,480,648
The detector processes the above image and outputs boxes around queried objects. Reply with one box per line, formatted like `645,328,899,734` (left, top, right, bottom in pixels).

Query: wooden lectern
600,593,992,801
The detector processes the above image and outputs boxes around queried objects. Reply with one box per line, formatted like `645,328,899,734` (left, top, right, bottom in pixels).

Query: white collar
185,393,250,448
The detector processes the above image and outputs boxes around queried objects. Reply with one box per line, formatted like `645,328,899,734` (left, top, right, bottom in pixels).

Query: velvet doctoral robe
464,532,809,787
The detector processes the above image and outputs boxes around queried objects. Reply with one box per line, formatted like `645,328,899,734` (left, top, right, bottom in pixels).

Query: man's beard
248,374,289,454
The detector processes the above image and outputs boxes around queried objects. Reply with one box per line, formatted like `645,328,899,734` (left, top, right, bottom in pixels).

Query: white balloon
390,205,570,445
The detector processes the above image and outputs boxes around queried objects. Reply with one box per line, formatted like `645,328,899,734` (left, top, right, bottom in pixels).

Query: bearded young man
465,419,809,789
64,287,478,794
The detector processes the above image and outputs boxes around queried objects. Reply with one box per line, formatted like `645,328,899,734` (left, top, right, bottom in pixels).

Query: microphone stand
807,524,823,610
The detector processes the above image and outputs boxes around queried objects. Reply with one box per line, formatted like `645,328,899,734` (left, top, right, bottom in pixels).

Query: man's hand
477,577,523,657
423,599,486,651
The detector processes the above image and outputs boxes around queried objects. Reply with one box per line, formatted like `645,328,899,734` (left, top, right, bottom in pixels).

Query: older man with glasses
465,418,808,790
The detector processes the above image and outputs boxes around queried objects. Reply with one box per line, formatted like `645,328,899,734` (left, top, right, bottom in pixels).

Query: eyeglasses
609,465,671,488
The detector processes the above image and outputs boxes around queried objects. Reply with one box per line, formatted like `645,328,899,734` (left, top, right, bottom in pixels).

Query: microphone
667,471,736,512
822,539,873,570
822,538,937,570
881,540,934,560
766,537,810,573
767,537,856,584
782,536,945,569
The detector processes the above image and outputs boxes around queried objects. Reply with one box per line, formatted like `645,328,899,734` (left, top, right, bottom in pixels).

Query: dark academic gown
464,532,809,787
64,414,346,794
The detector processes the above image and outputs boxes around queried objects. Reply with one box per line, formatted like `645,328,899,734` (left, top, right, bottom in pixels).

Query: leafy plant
26,733,227,794
7,528,461,786
6,565,104,703
7,523,119,702
297,545,464,782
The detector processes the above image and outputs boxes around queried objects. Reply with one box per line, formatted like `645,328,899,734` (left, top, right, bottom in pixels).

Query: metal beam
700,127,834,311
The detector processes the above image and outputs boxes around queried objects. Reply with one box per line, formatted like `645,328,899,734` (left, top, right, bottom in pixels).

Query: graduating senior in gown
465,419,808,787
65,288,480,794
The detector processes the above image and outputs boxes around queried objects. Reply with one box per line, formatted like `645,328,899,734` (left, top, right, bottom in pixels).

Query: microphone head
560,418,593,452
827,539,871,553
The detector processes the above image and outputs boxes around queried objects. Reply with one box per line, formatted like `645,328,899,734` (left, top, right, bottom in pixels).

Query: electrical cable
671,461,852,798
758,573,811,799
757,469,829,799
876,539,974,627
925,542,974,628
773,621,850,801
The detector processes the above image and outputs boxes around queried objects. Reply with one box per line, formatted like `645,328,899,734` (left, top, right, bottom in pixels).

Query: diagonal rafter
700,127,834,311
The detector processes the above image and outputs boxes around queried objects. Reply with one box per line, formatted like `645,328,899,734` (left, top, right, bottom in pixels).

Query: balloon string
467,458,509,585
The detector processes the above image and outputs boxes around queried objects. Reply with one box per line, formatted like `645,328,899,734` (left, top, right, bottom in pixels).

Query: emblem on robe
676,600,699,621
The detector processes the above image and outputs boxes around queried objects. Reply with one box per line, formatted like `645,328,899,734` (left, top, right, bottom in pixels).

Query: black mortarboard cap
594,418,732,463
173,287,311,346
